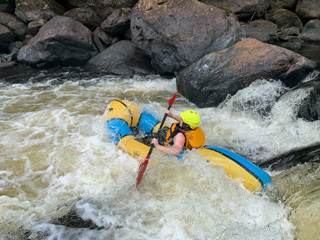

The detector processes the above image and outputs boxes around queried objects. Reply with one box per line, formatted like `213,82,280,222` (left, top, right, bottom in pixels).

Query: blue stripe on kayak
204,145,271,187
137,111,160,133
105,118,133,144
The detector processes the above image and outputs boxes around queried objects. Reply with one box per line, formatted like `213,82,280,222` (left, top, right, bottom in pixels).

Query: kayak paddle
135,91,179,189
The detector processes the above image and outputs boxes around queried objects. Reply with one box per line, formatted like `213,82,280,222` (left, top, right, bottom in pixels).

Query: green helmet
180,110,201,129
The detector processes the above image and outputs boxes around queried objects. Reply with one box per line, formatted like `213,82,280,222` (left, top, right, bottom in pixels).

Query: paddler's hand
165,110,173,118
151,138,159,148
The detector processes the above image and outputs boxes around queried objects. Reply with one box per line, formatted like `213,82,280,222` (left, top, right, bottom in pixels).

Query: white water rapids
1,71,320,239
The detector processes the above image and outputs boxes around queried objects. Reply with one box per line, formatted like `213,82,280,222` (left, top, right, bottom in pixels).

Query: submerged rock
176,38,316,108
267,160,320,240
131,0,244,75
260,143,320,171
17,16,97,68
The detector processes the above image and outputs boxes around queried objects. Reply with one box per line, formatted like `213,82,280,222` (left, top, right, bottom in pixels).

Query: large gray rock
17,16,97,67
0,12,28,40
301,19,320,42
268,0,298,11
199,0,269,20
85,40,153,76
14,0,64,23
63,7,101,31
296,0,320,19
266,8,303,30
0,24,14,52
265,8,303,40
101,7,131,34
131,0,244,75
176,38,316,108
243,20,278,42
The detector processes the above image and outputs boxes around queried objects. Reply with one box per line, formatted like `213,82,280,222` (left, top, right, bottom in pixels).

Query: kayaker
151,109,205,156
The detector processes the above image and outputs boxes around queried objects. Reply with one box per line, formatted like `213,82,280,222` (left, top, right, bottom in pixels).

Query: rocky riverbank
2,0,319,119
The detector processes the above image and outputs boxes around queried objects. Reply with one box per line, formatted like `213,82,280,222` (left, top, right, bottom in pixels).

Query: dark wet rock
259,143,320,171
295,0,320,20
0,0,15,13
27,19,47,36
93,27,113,48
68,0,138,9
295,77,320,121
0,24,14,52
265,8,302,29
101,7,131,35
199,0,268,21
14,0,65,23
0,12,21,26
131,0,244,75
17,16,97,68
7,20,28,40
51,209,101,229
85,40,153,76
0,12,28,41
64,7,101,31
300,19,320,42
268,0,298,11
275,38,304,50
0,58,16,68
242,20,278,43
265,8,303,41
176,38,316,108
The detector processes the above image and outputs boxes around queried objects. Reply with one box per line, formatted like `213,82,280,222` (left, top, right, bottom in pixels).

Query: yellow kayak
102,100,271,192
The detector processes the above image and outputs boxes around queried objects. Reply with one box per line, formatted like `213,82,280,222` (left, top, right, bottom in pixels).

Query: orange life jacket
165,122,205,150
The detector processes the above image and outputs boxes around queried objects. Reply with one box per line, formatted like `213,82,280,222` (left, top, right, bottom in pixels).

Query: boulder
199,0,268,20
266,8,303,29
93,27,113,47
242,20,278,42
7,20,28,40
176,38,316,108
0,0,15,13
259,143,320,171
0,12,28,41
295,77,320,121
67,0,138,9
14,0,64,23
0,12,21,26
131,0,244,75
84,40,154,76
265,8,303,41
300,19,320,42
27,19,47,36
268,0,298,11
63,7,101,31
296,0,320,20
0,24,14,52
17,16,97,67
101,7,131,35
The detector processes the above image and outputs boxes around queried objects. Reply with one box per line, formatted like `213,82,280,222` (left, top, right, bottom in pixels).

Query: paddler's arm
165,110,183,127
151,133,185,156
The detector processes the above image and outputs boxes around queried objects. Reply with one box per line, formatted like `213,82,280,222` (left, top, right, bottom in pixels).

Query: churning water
1,69,320,239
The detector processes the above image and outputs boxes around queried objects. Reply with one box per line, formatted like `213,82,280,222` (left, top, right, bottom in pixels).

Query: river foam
2,71,318,239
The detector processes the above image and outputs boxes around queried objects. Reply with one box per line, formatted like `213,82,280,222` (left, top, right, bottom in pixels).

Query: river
0,62,320,239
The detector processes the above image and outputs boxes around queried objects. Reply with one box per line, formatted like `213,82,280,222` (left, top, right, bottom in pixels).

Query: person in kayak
151,109,205,156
